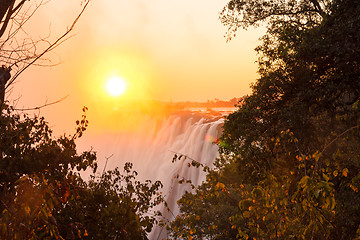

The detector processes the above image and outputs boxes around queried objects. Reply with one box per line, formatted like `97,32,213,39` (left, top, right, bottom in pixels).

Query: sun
106,76,127,96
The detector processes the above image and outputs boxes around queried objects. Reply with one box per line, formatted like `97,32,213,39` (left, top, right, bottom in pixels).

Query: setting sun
106,76,127,96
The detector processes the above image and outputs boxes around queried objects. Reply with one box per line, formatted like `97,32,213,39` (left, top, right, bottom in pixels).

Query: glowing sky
9,0,264,132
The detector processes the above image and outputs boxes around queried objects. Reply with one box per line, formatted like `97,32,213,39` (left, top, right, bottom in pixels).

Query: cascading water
77,109,228,239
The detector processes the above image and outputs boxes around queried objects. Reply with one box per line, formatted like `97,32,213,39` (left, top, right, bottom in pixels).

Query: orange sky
8,0,264,133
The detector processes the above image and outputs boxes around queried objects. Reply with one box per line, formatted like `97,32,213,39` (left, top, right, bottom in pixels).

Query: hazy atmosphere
2,0,358,239
10,0,263,132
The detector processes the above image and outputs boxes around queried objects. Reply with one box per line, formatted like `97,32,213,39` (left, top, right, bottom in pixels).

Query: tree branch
0,0,14,39
13,95,68,111
12,0,26,13
310,0,327,18
320,125,360,156
6,0,90,89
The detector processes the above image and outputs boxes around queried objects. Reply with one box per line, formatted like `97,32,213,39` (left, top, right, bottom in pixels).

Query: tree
0,106,165,239
168,156,242,239
0,1,166,239
0,0,90,106
170,0,360,239
220,0,328,40
0,1,98,238
56,163,163,240
0,106,98,239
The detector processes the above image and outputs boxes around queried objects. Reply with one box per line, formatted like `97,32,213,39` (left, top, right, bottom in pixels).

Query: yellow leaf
350,184,358,192
343,168,349,177
243,211,251,218
190,228,196,234
24,206,30,216
216,182,225,189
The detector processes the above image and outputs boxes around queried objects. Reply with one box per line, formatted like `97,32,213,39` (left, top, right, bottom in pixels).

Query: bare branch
6,0,90,89
0,0,13,22
0,0,15,39
13,95,69,111
320,125,360,156
12,0,26,13
102,154,114,176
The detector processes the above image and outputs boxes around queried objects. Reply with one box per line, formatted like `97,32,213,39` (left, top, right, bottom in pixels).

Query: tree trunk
0,0,13,22
0,66,10,108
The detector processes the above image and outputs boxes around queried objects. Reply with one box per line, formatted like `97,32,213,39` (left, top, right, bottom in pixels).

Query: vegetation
1,0,359,239
56,163,163,240
0,106,96,239
169,0,360,239
0,1,164,239
0,105,164,239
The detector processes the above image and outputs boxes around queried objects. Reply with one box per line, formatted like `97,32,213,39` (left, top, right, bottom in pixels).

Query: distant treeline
167,97,242,109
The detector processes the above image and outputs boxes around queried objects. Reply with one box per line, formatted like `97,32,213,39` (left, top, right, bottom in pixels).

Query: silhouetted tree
0,0,90,106
170,0,360,239
0,1,166,239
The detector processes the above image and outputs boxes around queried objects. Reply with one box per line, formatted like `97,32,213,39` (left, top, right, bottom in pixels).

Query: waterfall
77,109,227,239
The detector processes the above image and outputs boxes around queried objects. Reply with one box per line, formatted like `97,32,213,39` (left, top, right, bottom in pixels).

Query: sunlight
106,76,126,96
79,48,158,105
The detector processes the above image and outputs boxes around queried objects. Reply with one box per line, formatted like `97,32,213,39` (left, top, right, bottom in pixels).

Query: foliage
0,1,166,239
0,106,164,239
0,106,96,191
220,0,328,40
0,106,97,239
168,156,242,239
169,0,360,239
56,163,164,240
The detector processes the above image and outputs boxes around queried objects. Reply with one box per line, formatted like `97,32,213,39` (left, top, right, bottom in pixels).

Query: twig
320,125,360,156
169,150,212,172
102,154,113,176
0,199,12,213
169,150,198,163
6,0,90,88
13,95,68,111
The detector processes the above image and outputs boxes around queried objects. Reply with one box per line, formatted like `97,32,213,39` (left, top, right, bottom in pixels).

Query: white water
77,110,226,239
